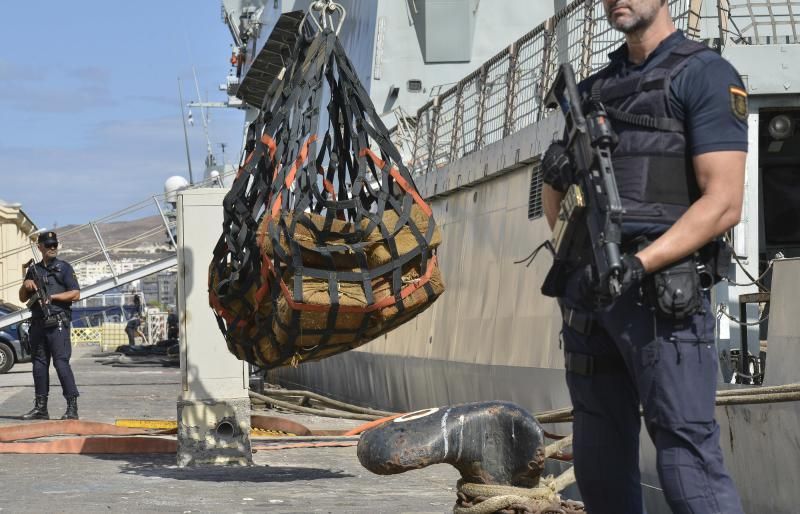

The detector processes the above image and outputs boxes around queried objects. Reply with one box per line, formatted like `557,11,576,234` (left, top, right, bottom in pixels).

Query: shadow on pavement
90,453,354,483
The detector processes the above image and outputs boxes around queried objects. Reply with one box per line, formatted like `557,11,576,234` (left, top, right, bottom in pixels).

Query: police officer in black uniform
18,231,81,420
542,1,747,512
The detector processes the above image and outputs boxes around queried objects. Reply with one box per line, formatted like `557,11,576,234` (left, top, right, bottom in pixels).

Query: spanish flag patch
729,85,748,121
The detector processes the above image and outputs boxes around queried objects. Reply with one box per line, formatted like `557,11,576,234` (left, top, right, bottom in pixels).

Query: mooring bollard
357,401,583,513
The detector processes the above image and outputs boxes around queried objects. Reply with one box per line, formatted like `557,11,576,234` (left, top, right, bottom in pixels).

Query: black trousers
125,319,140,346
561,269,743,514
30,320,79,398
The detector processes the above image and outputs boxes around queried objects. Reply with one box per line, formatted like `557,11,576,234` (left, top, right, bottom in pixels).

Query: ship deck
0,345,461,513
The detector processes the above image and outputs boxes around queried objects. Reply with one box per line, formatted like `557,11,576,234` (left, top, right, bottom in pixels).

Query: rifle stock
542,63,624,298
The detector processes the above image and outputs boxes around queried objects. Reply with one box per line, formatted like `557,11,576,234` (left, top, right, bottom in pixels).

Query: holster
541,259,570,298
697,238,732,285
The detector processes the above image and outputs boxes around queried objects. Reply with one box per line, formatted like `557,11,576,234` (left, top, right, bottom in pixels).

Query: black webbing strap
561,305,594,336
589,38,710,134
604,106,684,132
564,351,627,376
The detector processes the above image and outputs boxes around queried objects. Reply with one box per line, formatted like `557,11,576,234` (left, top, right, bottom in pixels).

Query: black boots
61,396,79,420
21,395,49,420
20,396,78,420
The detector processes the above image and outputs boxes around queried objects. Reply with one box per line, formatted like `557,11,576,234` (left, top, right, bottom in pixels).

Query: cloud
0,59,48,82
0,61,115,113
127,94,179,106
66,66,111,83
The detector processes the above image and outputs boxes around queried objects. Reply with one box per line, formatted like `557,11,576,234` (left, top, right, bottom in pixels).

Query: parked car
0,301,32,373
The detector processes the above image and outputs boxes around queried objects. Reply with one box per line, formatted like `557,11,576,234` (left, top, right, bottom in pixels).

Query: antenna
192,65,214,164
177,78,195,185
218,142,227,165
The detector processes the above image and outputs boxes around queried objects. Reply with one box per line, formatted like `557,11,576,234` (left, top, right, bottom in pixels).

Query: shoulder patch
729,85,748,121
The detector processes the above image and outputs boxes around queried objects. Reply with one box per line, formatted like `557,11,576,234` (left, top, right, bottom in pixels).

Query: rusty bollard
357,401,547,487
357,401,584,513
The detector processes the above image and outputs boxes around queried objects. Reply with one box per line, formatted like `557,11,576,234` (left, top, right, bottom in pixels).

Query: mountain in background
56,215,174,262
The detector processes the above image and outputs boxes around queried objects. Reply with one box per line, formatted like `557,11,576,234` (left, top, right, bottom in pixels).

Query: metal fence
396,0,800,177
722,0,800,44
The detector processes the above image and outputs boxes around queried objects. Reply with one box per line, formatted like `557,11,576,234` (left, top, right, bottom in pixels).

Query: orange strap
208,289,239,329
261,134,277,161
359,148,432,217
316,165,337,201
271,135,318,216
343,413,405,436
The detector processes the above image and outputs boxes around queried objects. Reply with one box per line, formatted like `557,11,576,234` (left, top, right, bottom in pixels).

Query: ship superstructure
217,1,800,512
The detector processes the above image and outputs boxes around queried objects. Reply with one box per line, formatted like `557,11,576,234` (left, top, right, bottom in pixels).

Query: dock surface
0,346,459,513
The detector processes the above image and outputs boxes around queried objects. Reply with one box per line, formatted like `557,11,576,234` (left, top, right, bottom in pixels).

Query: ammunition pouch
644,256,702,320
37,311,70,329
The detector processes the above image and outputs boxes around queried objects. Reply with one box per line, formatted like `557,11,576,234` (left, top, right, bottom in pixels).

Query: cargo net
209,27,444,369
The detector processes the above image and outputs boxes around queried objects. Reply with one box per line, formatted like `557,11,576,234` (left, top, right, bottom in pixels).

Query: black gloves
542,139,573,193
618,254,646,295
578,254,646,309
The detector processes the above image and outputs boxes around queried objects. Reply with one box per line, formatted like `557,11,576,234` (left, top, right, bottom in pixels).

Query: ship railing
393,0,800,177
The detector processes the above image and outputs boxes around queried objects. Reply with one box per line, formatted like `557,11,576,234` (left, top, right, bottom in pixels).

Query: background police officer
18,231,81,420
542,0,747,512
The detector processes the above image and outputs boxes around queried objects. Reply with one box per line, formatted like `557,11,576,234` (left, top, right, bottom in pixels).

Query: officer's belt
31,311,70,325
564,351,627,376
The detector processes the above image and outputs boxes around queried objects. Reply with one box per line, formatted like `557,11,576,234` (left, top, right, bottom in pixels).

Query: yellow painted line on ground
115,419,176,430
115,419,295,437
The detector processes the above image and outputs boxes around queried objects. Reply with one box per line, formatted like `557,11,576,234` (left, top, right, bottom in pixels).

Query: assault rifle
23,258,58,327
541,63,624,299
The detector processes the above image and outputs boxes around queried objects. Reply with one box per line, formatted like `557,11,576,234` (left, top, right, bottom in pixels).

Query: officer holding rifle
18,231,81,420
541,0,747,512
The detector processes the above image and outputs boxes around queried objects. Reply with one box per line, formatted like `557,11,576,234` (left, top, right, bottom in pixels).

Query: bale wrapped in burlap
259,204,440,270
208,262,277,363
255,207,444,365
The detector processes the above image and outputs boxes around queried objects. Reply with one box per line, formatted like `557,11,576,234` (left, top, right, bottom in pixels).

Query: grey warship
215,0,800,511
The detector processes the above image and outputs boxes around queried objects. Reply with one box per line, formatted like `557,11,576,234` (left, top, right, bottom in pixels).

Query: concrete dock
0,346,460,513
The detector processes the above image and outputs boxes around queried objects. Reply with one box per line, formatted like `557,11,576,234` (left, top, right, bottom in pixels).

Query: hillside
55,215,174,262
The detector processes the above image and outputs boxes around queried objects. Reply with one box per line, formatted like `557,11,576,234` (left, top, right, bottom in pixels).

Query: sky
0,1,247,227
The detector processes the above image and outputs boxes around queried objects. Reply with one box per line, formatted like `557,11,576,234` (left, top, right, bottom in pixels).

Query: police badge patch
729,85,748,121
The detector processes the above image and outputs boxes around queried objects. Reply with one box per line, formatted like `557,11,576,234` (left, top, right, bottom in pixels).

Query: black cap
38,231,58,245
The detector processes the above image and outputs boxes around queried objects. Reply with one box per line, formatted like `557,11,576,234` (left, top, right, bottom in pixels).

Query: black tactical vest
589,38,711,226
31,258,71,318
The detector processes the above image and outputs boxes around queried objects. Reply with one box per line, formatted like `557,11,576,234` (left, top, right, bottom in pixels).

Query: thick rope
544,434,573,460
261,387,395,417
454,467,581,514
250,390,381,421
532,384,800,425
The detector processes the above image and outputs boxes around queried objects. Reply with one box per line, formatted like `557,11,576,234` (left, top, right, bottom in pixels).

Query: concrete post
176,188,252,467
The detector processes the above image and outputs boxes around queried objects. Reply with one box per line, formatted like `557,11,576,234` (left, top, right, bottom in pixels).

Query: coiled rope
454,466,583,514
